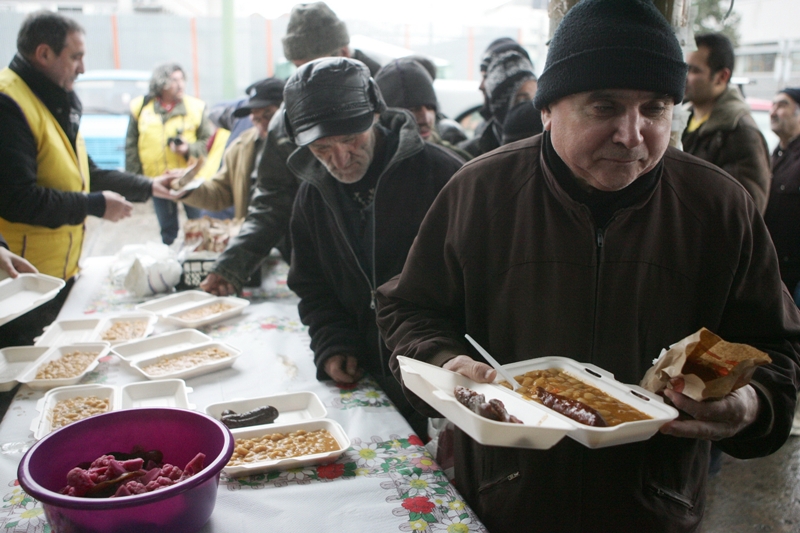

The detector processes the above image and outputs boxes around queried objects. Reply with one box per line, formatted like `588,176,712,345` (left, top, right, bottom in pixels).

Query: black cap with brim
232,98,282,118
293,110,374,147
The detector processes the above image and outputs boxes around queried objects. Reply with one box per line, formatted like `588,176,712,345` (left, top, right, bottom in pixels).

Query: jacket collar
286,108,425,193
9,53,82,143
692,85,750,134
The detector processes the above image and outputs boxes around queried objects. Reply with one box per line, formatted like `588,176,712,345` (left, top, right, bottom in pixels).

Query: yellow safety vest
196,128,231,180
0,68,90,280
131,94,205,177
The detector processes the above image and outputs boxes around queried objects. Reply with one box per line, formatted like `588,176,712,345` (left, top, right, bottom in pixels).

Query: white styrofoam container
205,391,327,429
30,379,194,440
17,342,111,391
94,312,158,345
223,418,350,478
398,356,574,450
34,313,157,347
134,290,214,316
0,274,65,327
130,341,241,380
160,296,249,328
0,346,49,392
34,319,103,347
499,357,680,449
112,329,212,365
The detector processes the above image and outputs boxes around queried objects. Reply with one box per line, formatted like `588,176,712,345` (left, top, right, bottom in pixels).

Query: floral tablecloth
0,257,487,533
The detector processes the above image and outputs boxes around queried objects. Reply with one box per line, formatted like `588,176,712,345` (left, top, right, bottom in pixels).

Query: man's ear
31,43,54,68
714,67,732,87
541,106,552,131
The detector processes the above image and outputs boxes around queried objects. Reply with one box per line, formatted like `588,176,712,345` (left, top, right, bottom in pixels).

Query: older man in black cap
172,78,284,221
200,1,381,296
285,57,463,438
376,0,800,531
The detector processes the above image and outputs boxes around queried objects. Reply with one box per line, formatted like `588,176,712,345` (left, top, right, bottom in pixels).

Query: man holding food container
376,0,800,531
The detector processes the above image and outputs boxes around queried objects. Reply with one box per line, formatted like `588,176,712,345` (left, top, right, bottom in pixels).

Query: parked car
73,70,150,170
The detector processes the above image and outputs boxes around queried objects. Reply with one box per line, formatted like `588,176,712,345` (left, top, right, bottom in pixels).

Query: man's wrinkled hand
324,355,363,384
659,381,760,441
0,247,37,278
152,171,181,199
101,191,133,221
443,355,496,383
200,272,236,296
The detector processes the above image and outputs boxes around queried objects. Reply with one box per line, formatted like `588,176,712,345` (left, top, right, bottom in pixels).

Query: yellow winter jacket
130,94,206,177
0,68,90,280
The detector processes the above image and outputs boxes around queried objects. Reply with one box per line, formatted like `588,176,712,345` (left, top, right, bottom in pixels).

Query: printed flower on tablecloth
431,512,481,533
430,494,448,507
354,467,371,477
350,441,392,468
398,472,448,498
2,487,28,507
410,455,437,472
283,466,317,483
408,518,429,531
402,496,436,514
4,501,46,529
448,500,466,512
316,463,345,480
407,435,424,447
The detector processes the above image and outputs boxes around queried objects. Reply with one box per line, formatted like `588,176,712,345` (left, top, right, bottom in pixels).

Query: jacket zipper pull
596,228,604,248
370,289,377,310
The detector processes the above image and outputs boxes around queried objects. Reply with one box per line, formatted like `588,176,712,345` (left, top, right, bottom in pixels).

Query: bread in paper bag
640,328,771,401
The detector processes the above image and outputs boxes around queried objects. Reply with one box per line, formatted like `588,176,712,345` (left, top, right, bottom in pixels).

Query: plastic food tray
130,341,241,380
0,346,49,392
223,418,350,478
16,343,111,391
112,329,212,365
0,274,65,327
159,297,250,328
498,357,680,449
31,379,194,440
206,391,327,429
34,313,157,347
398,356,574,450
134,290,215,316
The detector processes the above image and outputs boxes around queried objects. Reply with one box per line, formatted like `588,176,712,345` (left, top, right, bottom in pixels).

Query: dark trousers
152,197,202,245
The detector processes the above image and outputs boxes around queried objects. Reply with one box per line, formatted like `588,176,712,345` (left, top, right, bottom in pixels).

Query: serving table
0,256,487,533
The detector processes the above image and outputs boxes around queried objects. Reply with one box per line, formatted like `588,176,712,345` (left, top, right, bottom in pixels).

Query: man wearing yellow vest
0,11,174,346
125,63,212,245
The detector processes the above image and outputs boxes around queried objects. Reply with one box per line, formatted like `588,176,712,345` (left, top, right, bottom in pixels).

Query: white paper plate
206,391,327,429
499,357,680,449
17,343,111,391
0,274,65,327
398,356,574,450
134,290,214,316
112,329,212,364
130,341,241,380
160,296,249,328
0,346,49,392
31,379,194,440
223,418,350,478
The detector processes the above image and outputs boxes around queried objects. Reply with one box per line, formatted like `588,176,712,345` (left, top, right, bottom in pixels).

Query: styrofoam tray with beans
34,312,157,347
223,418,350,478
30,379,194,440
130,342,242,380
135,291,249,328
16,343,112,390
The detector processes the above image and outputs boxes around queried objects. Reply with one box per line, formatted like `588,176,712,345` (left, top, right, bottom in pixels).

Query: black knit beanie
533,0,687,110
502,101,544,145
282,2,349,62
780,87,800,107
484,50,536,124
375,58,437,111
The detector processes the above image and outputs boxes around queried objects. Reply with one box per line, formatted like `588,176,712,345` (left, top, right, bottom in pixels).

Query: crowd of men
1,0,800,531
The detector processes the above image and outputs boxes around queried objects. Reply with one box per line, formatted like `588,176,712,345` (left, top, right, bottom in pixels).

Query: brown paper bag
640,328,771,401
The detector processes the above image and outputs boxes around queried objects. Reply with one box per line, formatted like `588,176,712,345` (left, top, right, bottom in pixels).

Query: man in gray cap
171,78,284,220
376,0,800,531
285,57,463,438
200,2,380,295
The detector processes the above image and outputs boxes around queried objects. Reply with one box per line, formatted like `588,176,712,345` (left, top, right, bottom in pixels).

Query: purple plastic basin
18,407,233,533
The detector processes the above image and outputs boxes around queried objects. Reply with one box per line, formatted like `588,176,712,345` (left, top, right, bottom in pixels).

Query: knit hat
502,101,544,145
283,57,386,146
533,0,687,110
780,87,800,107
480,38,531,74
375,58,437,112
232,77,285,117
484,50,537,124
282,2,349,62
